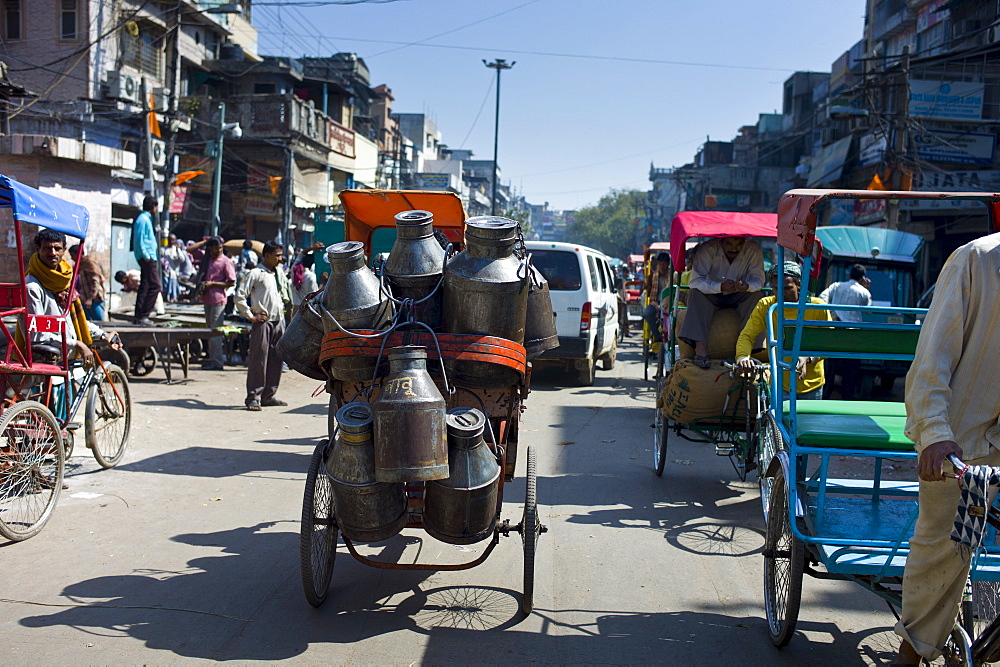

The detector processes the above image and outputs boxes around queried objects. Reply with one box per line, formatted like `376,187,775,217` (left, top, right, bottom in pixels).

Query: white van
526,241,619,385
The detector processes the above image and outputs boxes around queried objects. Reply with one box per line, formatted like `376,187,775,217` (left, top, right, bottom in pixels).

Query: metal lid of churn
336,401,374,433
446,407,487,437
326,241,365,261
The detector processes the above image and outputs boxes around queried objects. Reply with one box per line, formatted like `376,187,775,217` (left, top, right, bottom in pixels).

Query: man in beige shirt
234,241,290,411
895,233,1000,664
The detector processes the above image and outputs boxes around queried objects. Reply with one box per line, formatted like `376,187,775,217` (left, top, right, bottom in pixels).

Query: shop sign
167,184,189,214
419,173,451,189
854,198,886,225
858,133,888,168
328,120,356,158
909,80,984,121
911,131,995,166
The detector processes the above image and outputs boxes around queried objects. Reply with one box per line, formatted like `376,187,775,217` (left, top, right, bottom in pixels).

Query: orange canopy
339,190,467,252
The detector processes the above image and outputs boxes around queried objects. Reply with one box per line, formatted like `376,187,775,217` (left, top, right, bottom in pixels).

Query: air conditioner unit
151,87,170,111
106,72,139,103
149,137,166,168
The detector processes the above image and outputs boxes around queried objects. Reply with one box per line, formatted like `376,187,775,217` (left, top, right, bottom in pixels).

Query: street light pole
483,58,514,216
210,102,226,237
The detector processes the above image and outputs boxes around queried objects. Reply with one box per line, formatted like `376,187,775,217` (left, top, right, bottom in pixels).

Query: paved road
0,337,901,664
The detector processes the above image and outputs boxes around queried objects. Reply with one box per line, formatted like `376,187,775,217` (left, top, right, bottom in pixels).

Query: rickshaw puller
17,228,121,367
894,234,1000,665
679,236,765,368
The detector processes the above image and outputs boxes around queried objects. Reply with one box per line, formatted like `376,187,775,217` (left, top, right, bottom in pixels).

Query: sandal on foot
262,398,287,407
692,355,711,369
246,400,262,411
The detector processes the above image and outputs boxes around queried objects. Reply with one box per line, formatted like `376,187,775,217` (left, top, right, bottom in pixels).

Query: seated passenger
735,262,830,399
17,229,121,366
678,236,765,367
642,252,671,343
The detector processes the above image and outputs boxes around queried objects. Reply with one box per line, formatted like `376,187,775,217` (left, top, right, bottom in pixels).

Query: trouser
135,258,162,321
896,448,1000,659
643,304,661,341
678,289,763,348
823,358,863,400
246,319,285,404
85,301,106,322
204,303,226,366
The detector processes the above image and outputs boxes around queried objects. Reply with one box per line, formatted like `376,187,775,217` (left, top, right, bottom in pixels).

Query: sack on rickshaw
674,307,742,360
657,359,757,424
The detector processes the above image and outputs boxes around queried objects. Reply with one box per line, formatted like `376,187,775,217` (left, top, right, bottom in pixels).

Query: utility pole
886,47,910,230
282,146,294,249
211,102,226,237
483,58,514,216
140,76,163,279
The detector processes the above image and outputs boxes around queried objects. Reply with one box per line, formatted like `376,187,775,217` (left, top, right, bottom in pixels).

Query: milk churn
423,407,501,545
383,210,446,329
372,346,448,482
443,216,528,387
327,402,408,542
523,261,559,360
277,295,326,380
320,241,393,381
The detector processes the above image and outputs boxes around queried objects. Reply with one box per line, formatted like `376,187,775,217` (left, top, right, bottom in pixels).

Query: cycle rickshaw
0,175,132,542
299,190,545,614
760,188,1000,663
650,211,778,483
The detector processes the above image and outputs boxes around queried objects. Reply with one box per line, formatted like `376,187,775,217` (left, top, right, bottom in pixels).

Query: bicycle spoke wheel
970,523,1000,663
522,445,539,615
763,471,804,647
85,364,131,469
300,441,337,607
652,350,668,476
757,411,782,521
0,401,64,542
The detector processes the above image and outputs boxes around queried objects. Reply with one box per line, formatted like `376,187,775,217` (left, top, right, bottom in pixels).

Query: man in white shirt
234,241,290,411
677,236,765,367
819,264,872,400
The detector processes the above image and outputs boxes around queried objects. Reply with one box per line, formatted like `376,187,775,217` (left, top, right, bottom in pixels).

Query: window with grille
60,0,77,41
121,27,162,79
3,0,21,41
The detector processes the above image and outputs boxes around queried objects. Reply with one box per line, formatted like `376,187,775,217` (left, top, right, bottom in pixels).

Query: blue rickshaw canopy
0,175,90,239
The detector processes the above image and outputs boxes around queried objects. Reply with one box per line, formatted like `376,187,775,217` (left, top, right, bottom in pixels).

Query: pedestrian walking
234,241,290,411
819,264,872,400
199,236,235,371
131,195,161,325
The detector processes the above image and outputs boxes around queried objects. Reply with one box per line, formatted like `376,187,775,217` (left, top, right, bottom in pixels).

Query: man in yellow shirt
735,262,829,398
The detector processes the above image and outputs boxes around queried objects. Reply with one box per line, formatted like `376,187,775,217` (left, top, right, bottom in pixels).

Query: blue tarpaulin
0,175,90,239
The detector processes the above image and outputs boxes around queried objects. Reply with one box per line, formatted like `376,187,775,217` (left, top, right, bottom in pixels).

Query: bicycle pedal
65,422,81,431
715,444,735,456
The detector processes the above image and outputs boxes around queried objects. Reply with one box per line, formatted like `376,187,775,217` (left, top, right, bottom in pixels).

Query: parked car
526,241,619,385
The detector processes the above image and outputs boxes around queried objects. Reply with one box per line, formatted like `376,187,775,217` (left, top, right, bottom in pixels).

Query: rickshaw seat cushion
791,412,912,451
781,326,920,356
783,399,907,418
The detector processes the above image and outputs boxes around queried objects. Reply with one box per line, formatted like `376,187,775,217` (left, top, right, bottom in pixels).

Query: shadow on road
115,446,311,478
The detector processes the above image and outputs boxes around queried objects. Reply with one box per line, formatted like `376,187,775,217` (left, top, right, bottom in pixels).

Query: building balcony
873,7,915,41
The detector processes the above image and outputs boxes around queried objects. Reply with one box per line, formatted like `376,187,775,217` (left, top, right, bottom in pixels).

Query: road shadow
115,446,311,478
139,398,248,411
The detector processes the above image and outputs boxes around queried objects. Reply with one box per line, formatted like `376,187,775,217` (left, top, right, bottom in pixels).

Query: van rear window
530,250,582,291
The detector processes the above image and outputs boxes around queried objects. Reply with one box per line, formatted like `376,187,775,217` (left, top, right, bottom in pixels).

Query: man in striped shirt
895,234,1000,664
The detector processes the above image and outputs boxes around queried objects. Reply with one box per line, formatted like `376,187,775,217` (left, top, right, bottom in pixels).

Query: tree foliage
566,189,645,259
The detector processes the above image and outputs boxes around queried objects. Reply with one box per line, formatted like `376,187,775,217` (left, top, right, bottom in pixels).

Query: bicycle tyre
300,441,337,607
85,363,131,469
652,347,668,476
763,471,804,647
522,445,539,615
757,411,782,521
0,401,64,542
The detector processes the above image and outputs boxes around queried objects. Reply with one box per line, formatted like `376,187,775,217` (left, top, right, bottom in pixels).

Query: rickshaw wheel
130,347,157,376
0,401,64,542
642,338,650,381
652,348,668,476
757,412,782,520
85,363,131,469
300,441,337,607
763,471,804,647
521,445,540,615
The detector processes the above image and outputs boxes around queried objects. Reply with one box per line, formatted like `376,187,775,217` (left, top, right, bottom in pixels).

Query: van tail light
580,302,592,333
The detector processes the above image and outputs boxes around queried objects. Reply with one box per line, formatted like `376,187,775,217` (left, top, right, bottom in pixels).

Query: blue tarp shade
815,226,923,264
0,175,90,239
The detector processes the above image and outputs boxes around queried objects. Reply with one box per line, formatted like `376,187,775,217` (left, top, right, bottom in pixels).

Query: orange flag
867,172,887,190
174,170,206,186
269,176,283,196
148,92,161,138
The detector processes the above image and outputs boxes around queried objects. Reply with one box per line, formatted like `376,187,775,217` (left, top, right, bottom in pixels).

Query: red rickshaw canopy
668,210,778,269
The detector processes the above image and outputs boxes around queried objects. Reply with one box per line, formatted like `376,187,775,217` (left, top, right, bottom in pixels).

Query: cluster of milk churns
278,210,557,545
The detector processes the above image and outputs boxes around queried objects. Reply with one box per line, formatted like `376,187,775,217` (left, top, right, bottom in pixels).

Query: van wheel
600,339,617,371
576,357,595,386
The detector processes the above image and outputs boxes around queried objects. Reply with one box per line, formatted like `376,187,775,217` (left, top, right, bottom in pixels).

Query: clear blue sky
254,0,867,211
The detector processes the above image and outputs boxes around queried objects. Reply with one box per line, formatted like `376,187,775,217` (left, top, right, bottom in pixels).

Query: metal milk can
320,241,393,382
277,295,326,380
524,260,559,360
423,407,501,545
383,210,445,329
443,216,528,387
372,346,448,482
327,401,408,542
